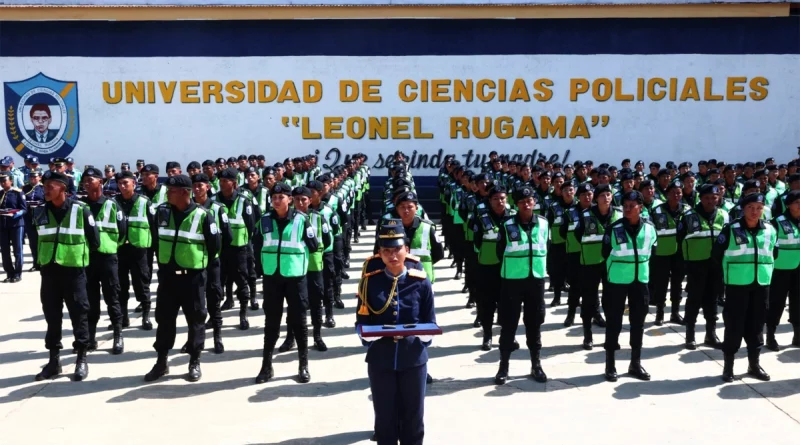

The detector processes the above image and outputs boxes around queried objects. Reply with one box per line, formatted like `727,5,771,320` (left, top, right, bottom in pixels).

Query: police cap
271,183,292,196
142,164,159,175
596,168,610,177
740,192,766,207
619,172,634,181
237,154,248,162
257,155,266,161
29,170,41,178
698,184,718,197
29,156,40,165
262,167,276,177
65,157,75,164
116,170,135,182
743,179,761,191
245,166,258,175
216,158,226,165
136,159,145,165
0,158,11,167
83,167,103,179
594,184,612,196
680,171,696,181
307,180,324,192
187,161,201,170
577,182,594,196
665,180,681,192
649,162,661,169
378,219,407,248
219,168,238,180
165,161,181,170
639,179,655,190
622,191,643,205
292,186,312,198
754,169,768,178
707,168,720,175
396,191,419,205
512,185,535,202
488,184,507,198
790,173,800,183
226,156,237,164
42,170,69,186
202,159,215,167
784,190,800,206
52,157,68,165
192,173,210,184
657,168,670,177
165,175,192,189
698,160,708,166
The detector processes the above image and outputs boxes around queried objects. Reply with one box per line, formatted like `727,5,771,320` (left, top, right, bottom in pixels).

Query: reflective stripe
158,228,176,237
39,205,85,235
684,230,712,239
178,209,204,241
776,237,800,246
96,200,117,229
128,200,148,222
582,234,604,243
610,227,654,257
656,228,676,236
229,197,246,225
724,245,773,258
483,232,498,240
411,223,432,257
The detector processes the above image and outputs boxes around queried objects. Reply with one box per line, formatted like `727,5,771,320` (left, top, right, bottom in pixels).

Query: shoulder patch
364,269,383,278
405,254,421,262
408,269,427,279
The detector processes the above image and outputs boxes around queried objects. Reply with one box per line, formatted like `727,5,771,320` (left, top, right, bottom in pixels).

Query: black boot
298,342,311,383
721,354,735,382
481,332,492,351
35,349,62,381
685,325,697,350
112,325,124,355
341,270,350,279
221,285,234,310
472,314,481,328
703,322,723,349
122,313,130,329
73,348,89,382
187,353,202,382
213,327,224,354
239,305,250,330
255,344,275,384
628,348,651,381
313,326,328,352
145,352,170,382
333,293,345,309
530,350,547,383
593,313,606,328
765,325,780,352
461,283,468,294
87,325,98,352
324,305,336,328
550,294,561,308
134,302,143,313
141,302,153,331
793,325,800,347
110,299,129,330
279,332,296,353
746,350,770,381
205,319,214,330
249,283,259,310
495,350,510,385
180,342,188,354
582,323,593,350
604,350,618,382
654,306,664,326
563,307,575,327
669,302,684,325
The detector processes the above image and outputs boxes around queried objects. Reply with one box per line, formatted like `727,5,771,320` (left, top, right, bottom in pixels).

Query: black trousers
477,264,502,333
333,236,345,295
649,254,685,308
353,201,362,238
548,243,568,290
263,275,309,353
722,284,768,355
41,266,90,351
768,268,800,329
253,234,264,280
25,220,39,265
464,247,479,295
206,258,223,329
498,277,545,353
449,224,465,271
307,270,325,327
154,269,207,355
118,244,151,312
565,253,583,309
370,363,426,445
322,252,336,308
343,214,353,260
580,263,605,323
246,242,258,286
220,246,250,305
684,260,719,326
603,282,650,351
86,252,123,331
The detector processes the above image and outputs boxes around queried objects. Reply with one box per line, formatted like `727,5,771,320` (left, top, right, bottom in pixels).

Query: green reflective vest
150,185,167,211
409,219,437,283
549,200,574,245
205,200,226,260
721,221,776,286
95,198,121,254
123,195,153,248
477,211,503,266
216,194,250,247
564,206,589,254
36,201,90,268
681,208,728,261
261,212,309,277
773,215,800,270
308,210,325,272
580,208,622,266
606,221,657,284
500,216,548,279
318,204,335,253
157,206,209,269
652,203,689,256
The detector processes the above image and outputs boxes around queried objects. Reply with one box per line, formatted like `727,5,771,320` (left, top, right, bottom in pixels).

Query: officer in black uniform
255,182,319,384
144,175,219,383
22,171,45,271
356,221,435,445
309,179,338,328
136,163,164,311
34,171,100,381
0,172,27,283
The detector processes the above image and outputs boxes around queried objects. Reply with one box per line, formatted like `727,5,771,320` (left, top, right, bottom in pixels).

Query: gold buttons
393,311,398,316
392,301,398,306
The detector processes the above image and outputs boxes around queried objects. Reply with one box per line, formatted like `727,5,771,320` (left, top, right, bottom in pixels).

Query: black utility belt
166,269,199,275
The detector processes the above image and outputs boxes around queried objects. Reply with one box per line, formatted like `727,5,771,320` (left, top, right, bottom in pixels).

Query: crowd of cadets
438,152,800,384
0,153,372,384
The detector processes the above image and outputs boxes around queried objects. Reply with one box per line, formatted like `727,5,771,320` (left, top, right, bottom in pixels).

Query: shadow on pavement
259,430,373,445
249,377,370,403
106,376,274,403
717,377,800,400
612,375,724,399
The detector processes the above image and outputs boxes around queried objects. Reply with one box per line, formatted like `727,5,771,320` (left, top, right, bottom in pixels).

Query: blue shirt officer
22,171,45,270
0,172,27,282
356,220,436,445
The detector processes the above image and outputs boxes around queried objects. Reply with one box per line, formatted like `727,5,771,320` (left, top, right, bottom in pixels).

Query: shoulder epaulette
407,269,427,279
406,254,421,262
365,254,380,261
364,269,383,278
11,187,21,192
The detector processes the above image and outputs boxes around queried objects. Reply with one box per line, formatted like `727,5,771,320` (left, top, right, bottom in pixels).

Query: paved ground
1,226,799,444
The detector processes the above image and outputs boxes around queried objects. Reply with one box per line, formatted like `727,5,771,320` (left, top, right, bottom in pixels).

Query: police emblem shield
4,73,80,162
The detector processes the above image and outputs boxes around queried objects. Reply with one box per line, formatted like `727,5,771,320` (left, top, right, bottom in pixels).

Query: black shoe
2,277,10,283
187,355,202,382
249,298,259,311
35,350,62,381
370,433,377,442
462,284,469,294
353,237,360,244
654,307,664,326
465,300,475,308
141,304,153,331
144,355,169,382
122,315,130,329
530,351,547,383
550,297,561,308
766,331,780,352
73,349,89,382
180,342,188,354
512,340,520,351
278,336,296,353
314,337,328,352
255,364,274,384
593,313,606,328
495,353,510,385
112,325,124,355
582,326,593,350
213,328,224,354
481,335,492,351
669,305,685,325
472,317,481,328
324,317,336,328
239,307,250,330
220,298,234,311
342,271,350,279
298,352,311,384
454,272,462,280
134,303,143,313
426,374,433,384
10,276,20,283
334,297,345,309
628,362,651,381
344,260,350,269
792,330,800,347
747,363,771,381
685,326,697,350
604,351,618,382
28,265,40,272
704,327,723,350
721,354,735,382
87,340,98,353
563,308,575,328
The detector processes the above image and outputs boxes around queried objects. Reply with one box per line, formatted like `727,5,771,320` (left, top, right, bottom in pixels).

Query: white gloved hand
417,335,434,342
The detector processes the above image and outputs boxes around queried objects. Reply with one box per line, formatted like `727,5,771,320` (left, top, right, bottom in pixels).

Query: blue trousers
369,363,426,445
1,226,24,279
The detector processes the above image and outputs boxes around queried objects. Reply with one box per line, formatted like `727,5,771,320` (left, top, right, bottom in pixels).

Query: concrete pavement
0,227,799,444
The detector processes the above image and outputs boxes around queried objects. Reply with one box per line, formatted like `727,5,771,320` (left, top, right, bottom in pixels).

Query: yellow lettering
508,79,530,102
431,79,450,103
533,79,553,102
224,81,245,103
324,117,344,139
495,116,514,139
340,80,359,102
726,76,747,101
476,80,495,102
368,117,389,139
399,80,417,102
304,80,322,103
749,77,768,101
102,81,122,104
413,117,433,139
570,78,589,101
125,81,146,104
569,116,590,138
592,78,612,102
301,117,321,139
541,116,566,138
472,117,491,139
146,81,155,104
203,81,223,103
679,78,700,101
453,79,473,102
258,81,277,103
346,117,366,139
647,78,666,101
277,81,299,103
614,78,634,101
363,80,382,103
450,117,469,139
703,77,723,101
391,117,411,139
516,116,538,139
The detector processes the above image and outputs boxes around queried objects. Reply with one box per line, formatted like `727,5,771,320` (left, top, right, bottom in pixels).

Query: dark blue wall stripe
1,17,798,57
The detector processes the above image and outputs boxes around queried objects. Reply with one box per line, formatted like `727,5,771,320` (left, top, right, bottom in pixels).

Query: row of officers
0,154,372,384
437,155,800,385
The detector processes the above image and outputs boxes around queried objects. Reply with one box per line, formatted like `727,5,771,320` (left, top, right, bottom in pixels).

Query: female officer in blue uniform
356,220,436,445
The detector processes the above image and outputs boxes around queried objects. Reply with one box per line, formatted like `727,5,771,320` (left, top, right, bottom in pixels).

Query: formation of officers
0,153,372,383
438,153,800,384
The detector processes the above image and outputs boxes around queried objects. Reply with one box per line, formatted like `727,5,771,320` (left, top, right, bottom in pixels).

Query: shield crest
4,73,80,162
